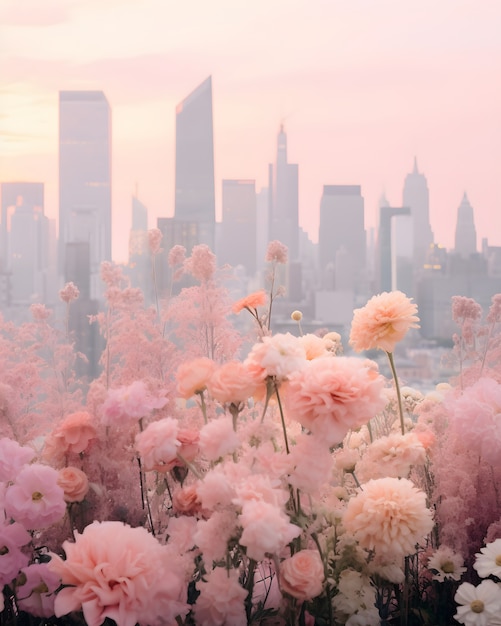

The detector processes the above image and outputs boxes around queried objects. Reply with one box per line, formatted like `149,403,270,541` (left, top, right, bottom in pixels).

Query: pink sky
1,0,500,263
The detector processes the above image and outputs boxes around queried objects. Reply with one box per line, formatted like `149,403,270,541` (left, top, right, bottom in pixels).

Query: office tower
318,185,366,291
0,182,49,304
454,192,477,257
378,205,411,292
128,195,151,300
402,158,434,268
268,125,299,261
174,76,215,252
220,180,257,276
59,91,111,298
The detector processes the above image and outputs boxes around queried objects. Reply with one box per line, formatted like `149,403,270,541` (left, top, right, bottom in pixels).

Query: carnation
193,567,248,626
102,380,167,425
245,332,307,382
176,357,217,399
356,432,427,482
207,361,260,405
135,417,180,472
343,477,434,559
199,416,240,460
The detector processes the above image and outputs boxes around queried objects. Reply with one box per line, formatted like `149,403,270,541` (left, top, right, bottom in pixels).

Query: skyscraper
59,91,111,298
174,76,215,252
402,158,434,268
269,125,299,261
220,180,257,275
454,192,477,257
318,185,366,291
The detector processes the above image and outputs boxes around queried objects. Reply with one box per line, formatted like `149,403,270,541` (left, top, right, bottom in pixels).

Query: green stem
386,351,405,435
274,382,290,454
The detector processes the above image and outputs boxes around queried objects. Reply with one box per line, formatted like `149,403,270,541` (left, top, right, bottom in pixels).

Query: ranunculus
176,357,217,399
285,357,386,446
4,464,66,529
349,290,420,353
279,550,324,601
49,521,189,626
343,477,434,560
57,467,89,503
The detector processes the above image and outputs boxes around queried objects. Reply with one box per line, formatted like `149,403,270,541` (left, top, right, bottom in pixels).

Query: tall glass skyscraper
59,91,111,297
402,158,434,269
174,76,215,252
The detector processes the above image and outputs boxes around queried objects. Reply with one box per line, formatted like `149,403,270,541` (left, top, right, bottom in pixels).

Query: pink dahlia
343,477,434,559
350,291,420,353
102,380,167,425
49,521,189,626
4,464,66,530
285,357,386,446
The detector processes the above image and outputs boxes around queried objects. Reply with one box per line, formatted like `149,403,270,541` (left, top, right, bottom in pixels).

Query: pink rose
172,485,201,515
57,467,89,503
47,411,97,459
279,550,325,601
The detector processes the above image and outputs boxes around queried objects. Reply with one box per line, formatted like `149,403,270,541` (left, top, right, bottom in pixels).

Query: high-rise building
402,158,434,268
318,185,366,292
454,192,477,258
269,125,299,261
174,76,215,252
377,205,411,292
220,180,257,276
59,90,111,298
127,195,151,301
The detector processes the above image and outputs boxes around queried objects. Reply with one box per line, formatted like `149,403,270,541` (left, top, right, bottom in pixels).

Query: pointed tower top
462,191,469,203
413,156,419,174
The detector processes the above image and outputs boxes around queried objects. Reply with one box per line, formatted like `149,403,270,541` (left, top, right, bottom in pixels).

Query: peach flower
57,467,89,503
279,550,325,601
193,567,248,626
176,357,217,399
49,521,189,626
207,361,260,405
356,432,427,482
285,357,386,446
232,290,266,314
135,417,180,472
343,477,434,559
349,290,420,353
245,333,307,382
172,485,201,516
266,240,288,264
48,411,97,457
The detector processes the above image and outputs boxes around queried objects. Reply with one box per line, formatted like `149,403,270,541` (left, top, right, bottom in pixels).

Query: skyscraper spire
413,156,419,174
454,192,477,257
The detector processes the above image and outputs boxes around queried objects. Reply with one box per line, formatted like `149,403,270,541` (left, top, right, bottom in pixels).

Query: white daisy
428,546,467,582
474,539,501,579
454,580,501,626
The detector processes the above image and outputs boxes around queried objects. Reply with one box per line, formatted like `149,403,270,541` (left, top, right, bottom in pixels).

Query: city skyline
1,0,500,262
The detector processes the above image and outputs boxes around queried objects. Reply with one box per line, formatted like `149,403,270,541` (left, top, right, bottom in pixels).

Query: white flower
474,539,501,579
428,546,467,582
454,580,501,626
333,569,376,616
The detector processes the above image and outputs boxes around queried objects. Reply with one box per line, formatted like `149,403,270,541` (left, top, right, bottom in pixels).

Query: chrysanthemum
454,580,501,626
428,546,466,582
349,291,419,353
343,477,434,559
474,539,501,579
232,290,266,314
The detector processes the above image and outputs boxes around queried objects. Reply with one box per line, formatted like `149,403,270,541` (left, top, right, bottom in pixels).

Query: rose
279,550,325,601
57,467,89,503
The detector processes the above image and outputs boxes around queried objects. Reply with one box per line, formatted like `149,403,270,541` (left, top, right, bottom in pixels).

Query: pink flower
343,477,434,559
16,563,60,617
147,228,163,255
0,522,31,585
176,357,217,399
285,357,386,446
266,240,288,264
172,485,202,516
193,567,248,626
300,333,332,360
288,434,334,493
59,281,80,304
350,291,420,353
135,417,180,472
279,550,325,601
207,361,260,405
47,411,97,457
245,333,307,382
199,416,240,461
57,467,89,503
194,511,237,565
102,380,167,426
30,303,51,321
239,500,302,561
184,244,216,282
4,464,66,529
0,438,35,482
168,244,186,267
452,295,483,322
49,521,189,626
232,290,267,314
356,432,427,482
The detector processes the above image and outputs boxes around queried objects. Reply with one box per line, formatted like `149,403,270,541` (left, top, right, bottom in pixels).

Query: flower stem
274,382,290,454
386,351,405,435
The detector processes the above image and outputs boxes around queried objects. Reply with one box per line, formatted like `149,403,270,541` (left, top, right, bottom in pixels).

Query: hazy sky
1,0,500,262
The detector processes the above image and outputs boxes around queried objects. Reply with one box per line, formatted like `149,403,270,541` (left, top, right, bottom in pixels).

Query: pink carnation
343,477,434,559
288,433,334,493
245,333,307,382
279,549,325,601
135,417,180,472
199,416,240,461
4,464,66,529
207,361,260,405
350,291,420,353
232,290,267,314
0,521,31,585
266,240,288,264
356,432,427,482
176,357,217,399
285,357,386,446
17,563,60,617
49,521,189,626
0,438,36,482
193,567,248,626
102,380,167,425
